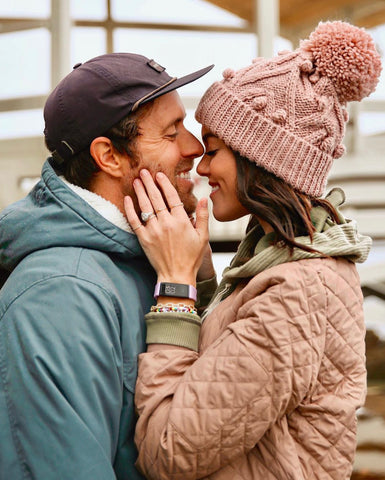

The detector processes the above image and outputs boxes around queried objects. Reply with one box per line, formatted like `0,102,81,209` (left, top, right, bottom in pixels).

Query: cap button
73,62,82,69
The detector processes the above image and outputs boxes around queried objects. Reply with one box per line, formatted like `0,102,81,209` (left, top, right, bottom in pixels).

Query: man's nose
180,129,204,158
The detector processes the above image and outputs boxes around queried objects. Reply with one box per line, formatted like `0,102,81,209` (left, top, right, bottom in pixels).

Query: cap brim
141,64,214,106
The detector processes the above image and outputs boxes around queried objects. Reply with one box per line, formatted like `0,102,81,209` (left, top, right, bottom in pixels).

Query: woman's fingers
124,171,209,282
139,169,169,215
124,195,146,234
132,178,158,225
137,169,187,220
125,168,198,235
154,172,186,216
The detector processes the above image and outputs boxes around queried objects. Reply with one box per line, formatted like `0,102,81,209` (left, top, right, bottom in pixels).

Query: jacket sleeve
0,275,124,480
134,268,327,480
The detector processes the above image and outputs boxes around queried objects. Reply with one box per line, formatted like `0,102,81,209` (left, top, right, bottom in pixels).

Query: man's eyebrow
161,116,185,133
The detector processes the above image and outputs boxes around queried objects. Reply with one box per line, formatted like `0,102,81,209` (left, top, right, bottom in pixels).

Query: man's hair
45,102,153,189
234,151,341,254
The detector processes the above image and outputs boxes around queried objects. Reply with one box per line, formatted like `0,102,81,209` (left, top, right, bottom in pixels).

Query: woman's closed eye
204,149,218,157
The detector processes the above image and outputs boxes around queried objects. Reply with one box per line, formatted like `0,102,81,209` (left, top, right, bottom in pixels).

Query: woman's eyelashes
204,149,218,157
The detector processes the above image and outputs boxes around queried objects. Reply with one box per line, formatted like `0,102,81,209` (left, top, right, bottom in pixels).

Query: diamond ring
141,211,156,222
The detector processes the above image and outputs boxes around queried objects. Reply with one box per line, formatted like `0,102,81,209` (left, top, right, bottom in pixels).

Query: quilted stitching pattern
135,257,366,480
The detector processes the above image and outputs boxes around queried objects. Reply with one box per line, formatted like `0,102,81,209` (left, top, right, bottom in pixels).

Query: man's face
125,91,204,216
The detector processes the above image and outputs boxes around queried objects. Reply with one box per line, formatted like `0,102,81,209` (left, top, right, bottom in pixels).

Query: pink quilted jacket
134,257,366,479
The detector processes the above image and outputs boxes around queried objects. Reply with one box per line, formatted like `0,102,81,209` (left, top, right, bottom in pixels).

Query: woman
124,21,381,480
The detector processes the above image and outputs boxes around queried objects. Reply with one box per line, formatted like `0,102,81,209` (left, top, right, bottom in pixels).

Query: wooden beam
355,10,385,28
50,0,71,86
205,0,252,21
280,0,364,27
203,0,385,38
342,203,385,210
0,95,46,112
362,283,385,301
106,0,113,53
0,16,250,36
0,18,48,33
328,175,385,183
74,19,249,33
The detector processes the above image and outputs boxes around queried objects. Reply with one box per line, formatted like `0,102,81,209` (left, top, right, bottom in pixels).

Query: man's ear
90,137,126,178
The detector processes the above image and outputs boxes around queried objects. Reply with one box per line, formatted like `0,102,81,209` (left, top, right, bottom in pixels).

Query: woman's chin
212,207,248,223
212,209,234,223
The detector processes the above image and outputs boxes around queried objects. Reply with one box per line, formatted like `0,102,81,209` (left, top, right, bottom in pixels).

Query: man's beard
175,178,198,217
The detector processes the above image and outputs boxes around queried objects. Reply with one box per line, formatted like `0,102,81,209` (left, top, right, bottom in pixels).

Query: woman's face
196,126,249,222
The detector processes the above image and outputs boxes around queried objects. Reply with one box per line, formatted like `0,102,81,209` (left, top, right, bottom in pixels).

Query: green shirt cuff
145,312,202,352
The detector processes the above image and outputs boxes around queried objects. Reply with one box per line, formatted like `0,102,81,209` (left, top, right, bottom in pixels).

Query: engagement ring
141,211,155,222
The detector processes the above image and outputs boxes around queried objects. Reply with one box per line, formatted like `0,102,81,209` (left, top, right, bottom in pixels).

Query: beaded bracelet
150,303,198,315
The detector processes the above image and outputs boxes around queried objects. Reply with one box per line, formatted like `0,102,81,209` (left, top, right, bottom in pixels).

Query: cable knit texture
196,21,382,196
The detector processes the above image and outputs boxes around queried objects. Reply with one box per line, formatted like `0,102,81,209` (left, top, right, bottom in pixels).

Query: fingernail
140,169,149,177
156,171,165,179
133,178,140,187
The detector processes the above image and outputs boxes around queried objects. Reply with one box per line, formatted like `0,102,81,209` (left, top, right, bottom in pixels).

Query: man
0,53,212,479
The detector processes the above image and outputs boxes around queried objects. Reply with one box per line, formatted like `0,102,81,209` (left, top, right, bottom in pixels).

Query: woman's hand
124,169,209,286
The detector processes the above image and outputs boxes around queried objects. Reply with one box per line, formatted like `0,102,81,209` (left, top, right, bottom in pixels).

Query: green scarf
204,188,371,318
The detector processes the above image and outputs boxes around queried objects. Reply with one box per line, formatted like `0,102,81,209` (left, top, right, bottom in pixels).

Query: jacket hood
223,188,372,283
0,159,144,273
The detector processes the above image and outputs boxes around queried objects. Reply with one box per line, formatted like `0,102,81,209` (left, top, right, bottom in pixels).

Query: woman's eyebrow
202,132,217,142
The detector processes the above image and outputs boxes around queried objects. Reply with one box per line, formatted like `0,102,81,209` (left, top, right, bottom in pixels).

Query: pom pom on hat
301,21,382,102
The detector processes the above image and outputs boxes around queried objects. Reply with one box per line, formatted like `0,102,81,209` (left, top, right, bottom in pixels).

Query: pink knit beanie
195,21,382,196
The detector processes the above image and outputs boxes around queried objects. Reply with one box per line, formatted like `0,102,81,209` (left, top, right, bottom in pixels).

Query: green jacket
0,159,155,479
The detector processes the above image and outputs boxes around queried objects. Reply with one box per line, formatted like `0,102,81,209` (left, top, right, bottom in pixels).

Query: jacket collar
60,177,134,234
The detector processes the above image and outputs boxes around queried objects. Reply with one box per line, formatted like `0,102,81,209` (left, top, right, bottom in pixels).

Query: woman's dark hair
234,151,341,254
45,102,153,189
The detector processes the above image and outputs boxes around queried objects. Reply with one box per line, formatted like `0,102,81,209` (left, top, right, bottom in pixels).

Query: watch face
156,282,196,301
159,282,189,298
163,284,178,295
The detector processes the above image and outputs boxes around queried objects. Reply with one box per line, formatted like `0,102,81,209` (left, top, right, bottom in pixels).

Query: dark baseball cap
44,53,214,163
